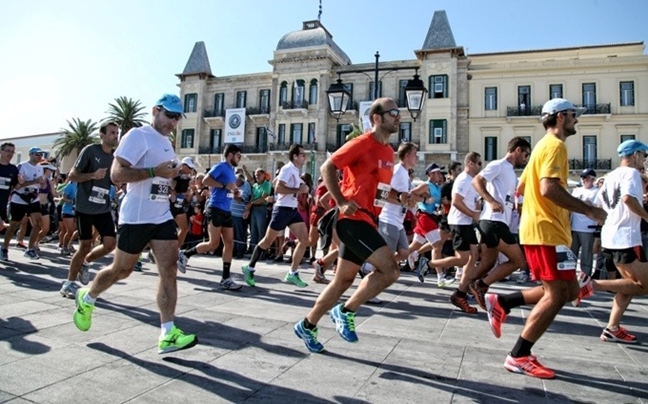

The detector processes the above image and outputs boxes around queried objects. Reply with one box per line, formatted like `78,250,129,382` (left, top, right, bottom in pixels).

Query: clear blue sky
1,0,646,140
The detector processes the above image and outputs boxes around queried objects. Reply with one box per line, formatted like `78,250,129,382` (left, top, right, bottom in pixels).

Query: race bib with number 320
149,178,171,202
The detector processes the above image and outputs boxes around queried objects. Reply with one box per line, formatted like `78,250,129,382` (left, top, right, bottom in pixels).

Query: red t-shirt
331,132,394,227
191,212,204,236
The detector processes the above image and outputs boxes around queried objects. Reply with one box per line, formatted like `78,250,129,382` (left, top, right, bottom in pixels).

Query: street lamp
326,51,427,121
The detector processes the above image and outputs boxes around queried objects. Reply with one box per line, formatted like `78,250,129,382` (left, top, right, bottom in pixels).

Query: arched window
293,79,305,106
279,81,288,106
309,79,318,105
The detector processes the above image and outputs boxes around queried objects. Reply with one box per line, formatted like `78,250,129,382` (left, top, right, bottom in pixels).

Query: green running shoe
73,288,95,331
284,272,308,288
158,326,198,354
242,264,256,287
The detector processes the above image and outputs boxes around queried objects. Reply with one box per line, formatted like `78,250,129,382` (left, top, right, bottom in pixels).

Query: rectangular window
184,93,197,113
620,81,635,106
309,80,318,105
549,84,563,99
485,137,498,161
278,124,286,144
518,86,531,111
308,122,316,143
484,87,497,110
399,122,411,142
398,79,408,107
279,82,288,105
181,129,194,148
210,129,221,153
620,134,635,143
369,81,382,99
236,91,247,108
293,80,305,106
290,123,303,144
583,136,597,166
428,119,447,144
582,83,597,111
345,83,354,110
214,93,224,116
336,124,352,146
259,89,270,113
256,127,268,152
429,75,448,99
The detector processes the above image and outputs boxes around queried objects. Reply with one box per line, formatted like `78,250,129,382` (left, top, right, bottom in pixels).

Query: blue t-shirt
207,162,236,211
417,181,441,214
62,182,77,216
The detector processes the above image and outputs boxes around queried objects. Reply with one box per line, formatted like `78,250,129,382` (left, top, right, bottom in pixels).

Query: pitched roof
421,10,457,50
182,41,212,76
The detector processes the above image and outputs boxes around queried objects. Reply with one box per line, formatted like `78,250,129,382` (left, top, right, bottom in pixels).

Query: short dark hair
289,144,304,162
397,142,418,161
464,152,481,166
100,121,119,134
449,161,462,172
223,144,242,159
507,137,532,153
0,142,15,150
541,114,558,130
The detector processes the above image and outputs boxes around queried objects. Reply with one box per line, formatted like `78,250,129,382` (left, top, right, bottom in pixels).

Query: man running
72,94,198,354
293,97,401,353
0,142,19,259
485,98,606,378
178,145,243,290
60,121,119,297
241,144,310,288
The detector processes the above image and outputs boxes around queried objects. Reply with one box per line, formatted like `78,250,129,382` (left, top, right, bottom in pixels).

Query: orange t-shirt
331,133,395,227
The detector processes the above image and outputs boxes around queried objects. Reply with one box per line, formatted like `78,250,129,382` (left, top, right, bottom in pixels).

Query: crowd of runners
1,94,647,379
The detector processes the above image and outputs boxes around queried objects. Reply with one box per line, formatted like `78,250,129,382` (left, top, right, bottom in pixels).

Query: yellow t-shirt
519,134,571,246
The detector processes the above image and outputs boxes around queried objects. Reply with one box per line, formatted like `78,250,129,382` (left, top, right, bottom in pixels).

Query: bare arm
110,156,179,184
623,194,648,222
68,166,106,183
473,174,503,213
275,180,308,195
452,192,480,222
541,178,606,223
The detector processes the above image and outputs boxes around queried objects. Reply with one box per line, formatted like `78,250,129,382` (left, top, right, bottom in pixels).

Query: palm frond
106,96,149,136
54,118,99,159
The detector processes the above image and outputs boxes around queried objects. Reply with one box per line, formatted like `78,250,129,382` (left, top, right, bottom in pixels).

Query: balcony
198,145,222,154
506,105,543,117
568,159,612,171
246,106,270,115
281,100,309,110
203,109,225,118
577,103,611,115
240,145,268,154
268,143,291,152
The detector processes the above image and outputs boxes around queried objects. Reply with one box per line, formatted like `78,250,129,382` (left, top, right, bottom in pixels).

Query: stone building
175,10,647,179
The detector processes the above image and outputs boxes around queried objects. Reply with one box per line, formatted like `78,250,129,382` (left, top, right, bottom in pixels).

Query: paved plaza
1,244,647,403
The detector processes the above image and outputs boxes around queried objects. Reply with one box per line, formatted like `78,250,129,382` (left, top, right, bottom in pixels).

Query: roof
181,41,212,76
276,20,351,65
468,41,645,57
421,10,457,50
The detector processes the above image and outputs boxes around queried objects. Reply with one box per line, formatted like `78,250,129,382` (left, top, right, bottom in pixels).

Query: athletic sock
477,279,489,288
184,247,198,258
510,336,534,358
499,291,524,314
83,292,96,305
455,290,467,298
222,262,231,279
340,305,354,314
160,321,173,337
249,245,266,267
303,318,317,330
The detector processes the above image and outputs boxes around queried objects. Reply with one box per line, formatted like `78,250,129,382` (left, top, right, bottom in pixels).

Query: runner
72,93,198,354
0,142,19,260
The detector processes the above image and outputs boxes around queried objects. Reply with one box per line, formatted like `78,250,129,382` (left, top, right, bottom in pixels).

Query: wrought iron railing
568,159,612,170
203,109,225,118
246,106,270,115
281,100,309,110
268,143,291,151
577,103,611,115
198,145,222,154
506,105,543,117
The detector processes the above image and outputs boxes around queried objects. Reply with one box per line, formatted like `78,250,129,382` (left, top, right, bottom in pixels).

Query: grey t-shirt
73,144,114,214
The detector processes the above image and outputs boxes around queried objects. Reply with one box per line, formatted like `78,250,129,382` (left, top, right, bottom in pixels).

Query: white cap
541,98,586,117
181,157,195,169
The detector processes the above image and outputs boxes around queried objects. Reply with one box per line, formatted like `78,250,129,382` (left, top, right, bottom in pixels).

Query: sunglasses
561,111,576,118
380,109,400,117
157,107,182,121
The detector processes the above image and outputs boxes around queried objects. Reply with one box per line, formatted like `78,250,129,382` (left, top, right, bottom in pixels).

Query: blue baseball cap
154,94,184,114
28,147,44,154
541,98,586,117
617,139,648,157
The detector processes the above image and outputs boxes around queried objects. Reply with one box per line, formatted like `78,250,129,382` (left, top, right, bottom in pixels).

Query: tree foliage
53,118,99,159
106,96,148,136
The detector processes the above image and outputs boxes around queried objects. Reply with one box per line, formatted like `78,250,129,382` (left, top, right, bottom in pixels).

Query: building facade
176,11,647,178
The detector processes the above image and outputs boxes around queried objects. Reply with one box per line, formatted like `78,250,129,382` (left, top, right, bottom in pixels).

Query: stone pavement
1,243,647,403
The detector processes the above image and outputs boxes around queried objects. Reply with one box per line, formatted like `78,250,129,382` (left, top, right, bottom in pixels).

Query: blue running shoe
416,256,429,282
329,303,358,343
294,320,324,353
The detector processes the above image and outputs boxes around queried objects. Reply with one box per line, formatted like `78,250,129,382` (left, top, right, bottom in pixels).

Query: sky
1,0,647,140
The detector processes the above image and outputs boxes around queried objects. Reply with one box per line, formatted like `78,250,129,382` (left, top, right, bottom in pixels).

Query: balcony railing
198,145,222,154
269,143,291,151
203,109,225,118
577,103,611,115
246,106,270,115
568,159,612,170
506,105,543,117
282,100,309,110
240,145,267,154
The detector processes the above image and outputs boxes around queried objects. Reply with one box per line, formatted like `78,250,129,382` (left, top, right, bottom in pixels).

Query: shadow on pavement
0,317,50,354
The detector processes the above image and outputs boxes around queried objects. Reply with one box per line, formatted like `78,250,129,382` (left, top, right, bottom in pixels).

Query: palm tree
106,96,148,136
53,118,99,159
345,122,364,142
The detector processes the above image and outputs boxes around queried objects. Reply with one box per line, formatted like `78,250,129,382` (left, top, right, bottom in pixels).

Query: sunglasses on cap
157,107,182,121
380,108,400,117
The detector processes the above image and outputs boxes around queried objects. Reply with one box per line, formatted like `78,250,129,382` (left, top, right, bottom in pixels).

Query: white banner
359,101,373,132
224,108,246,144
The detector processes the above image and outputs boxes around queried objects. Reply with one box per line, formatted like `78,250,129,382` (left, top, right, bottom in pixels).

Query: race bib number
89,186,109,204
504,193,514,209
0,176,10,190
174,194,185,208
149,178,171,202
373,182,391,208
556,245,577,271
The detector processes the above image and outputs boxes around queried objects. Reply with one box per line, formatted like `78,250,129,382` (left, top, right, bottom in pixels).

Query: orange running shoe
450,292,477,314
485,293,507,338
600,326,637,344
504,354,555,379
